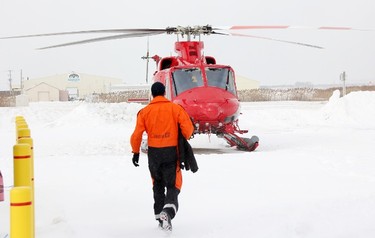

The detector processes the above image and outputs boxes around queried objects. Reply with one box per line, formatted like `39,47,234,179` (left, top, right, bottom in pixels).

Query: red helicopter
144,26,263,151
2,24,354,151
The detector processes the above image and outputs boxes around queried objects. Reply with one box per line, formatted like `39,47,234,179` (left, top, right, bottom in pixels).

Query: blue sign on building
68,73,80,82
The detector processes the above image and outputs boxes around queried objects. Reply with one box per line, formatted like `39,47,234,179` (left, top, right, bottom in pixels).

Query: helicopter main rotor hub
166,25,214,38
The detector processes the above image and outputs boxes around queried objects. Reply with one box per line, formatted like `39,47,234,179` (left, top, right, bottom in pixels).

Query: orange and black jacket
130,96,194,154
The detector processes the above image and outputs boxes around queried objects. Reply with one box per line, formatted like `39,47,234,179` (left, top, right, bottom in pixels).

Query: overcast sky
1,0,375,90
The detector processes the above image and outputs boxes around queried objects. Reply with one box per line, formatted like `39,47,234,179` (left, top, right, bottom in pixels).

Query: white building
23,72,122,101
26,82,63,102
235,75,259,90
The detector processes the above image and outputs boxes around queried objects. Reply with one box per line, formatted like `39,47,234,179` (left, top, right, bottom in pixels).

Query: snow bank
322,90,375,127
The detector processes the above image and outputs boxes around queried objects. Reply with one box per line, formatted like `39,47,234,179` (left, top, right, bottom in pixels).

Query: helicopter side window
172,68,203,95
226,71,236,95
206,67,236,95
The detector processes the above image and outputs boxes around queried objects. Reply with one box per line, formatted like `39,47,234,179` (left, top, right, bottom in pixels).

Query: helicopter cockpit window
172,68,203,95
206,67,236,95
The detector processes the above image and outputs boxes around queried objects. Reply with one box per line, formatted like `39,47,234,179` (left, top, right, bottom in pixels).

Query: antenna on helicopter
141,37,150,83
141,38,161,84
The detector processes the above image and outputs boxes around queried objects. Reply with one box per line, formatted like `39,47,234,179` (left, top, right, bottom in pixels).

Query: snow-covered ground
1,91,375,238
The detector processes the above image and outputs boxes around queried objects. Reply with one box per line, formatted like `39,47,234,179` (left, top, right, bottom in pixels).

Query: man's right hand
132,153,140,167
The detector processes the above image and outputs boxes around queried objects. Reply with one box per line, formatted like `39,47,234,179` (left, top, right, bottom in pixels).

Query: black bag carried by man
178,126,198,173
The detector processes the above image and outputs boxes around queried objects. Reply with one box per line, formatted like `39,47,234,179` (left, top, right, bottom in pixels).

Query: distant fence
0,91,20,107
1,86,374,106
238,86,375,102
90,86,375,103
90,90,149,103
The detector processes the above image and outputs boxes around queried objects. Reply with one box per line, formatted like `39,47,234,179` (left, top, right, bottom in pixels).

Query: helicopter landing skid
223,133,259,152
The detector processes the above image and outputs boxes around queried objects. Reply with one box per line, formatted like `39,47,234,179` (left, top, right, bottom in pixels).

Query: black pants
148,146,180,220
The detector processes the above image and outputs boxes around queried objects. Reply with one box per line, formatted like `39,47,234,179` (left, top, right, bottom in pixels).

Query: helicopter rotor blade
230,32,324,49
212,25,375,48
223,25,375,48
37,31,164,50
0,28,167,40
211,31,229,36
224,25,375,31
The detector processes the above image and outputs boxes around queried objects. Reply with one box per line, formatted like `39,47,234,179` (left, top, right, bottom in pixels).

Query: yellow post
17,138,34,187
13,143,32,187
17,128,31,141
16,124,29,141
15,115,25,121
18,138,35,238
15,116,26,126
16,121,27,128
10,186,32,238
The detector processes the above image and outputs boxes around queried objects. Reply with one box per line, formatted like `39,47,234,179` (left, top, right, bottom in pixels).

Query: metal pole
20,70,23,94
340,71,347,96
141,38,151,83
145,38,150,83
8,70,12,93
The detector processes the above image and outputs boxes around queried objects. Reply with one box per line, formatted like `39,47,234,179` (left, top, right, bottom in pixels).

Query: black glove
132,153,140,167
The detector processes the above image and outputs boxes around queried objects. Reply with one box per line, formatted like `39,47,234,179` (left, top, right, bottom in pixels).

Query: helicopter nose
201,104,223,119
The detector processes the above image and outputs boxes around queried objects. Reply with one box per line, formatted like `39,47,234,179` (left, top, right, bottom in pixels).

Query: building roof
26,82,61,91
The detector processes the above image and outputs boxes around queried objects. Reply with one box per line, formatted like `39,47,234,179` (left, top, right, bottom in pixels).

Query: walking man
130,82,194,232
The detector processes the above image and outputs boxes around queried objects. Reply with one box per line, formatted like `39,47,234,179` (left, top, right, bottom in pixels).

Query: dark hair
151,82,165,97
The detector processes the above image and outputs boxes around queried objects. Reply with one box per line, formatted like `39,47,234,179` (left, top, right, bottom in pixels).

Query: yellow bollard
15,116,26,127
17,128,31,141
13,144,32,187
16,124,29,141
18,138,35,238
16,121,27,128
17,138,34,185
15,117,27,123
10,186,32,238
15,115,25,121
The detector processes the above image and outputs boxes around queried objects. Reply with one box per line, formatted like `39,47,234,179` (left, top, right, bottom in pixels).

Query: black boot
159,210,172,232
